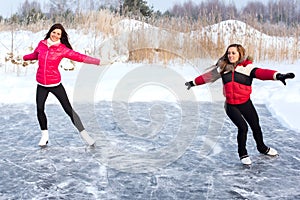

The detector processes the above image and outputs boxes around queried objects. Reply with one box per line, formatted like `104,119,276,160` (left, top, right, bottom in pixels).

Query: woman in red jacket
23,23,100,147
185,44,295,165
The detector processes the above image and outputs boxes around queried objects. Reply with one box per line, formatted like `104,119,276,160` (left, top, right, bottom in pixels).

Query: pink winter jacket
23,40,100,85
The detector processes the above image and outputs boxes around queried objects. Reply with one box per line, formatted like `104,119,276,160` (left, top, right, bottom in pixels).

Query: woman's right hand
185,81,195,90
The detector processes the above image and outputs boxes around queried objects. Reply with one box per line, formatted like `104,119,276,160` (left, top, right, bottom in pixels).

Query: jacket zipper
44,47,49,85
231,68,235,97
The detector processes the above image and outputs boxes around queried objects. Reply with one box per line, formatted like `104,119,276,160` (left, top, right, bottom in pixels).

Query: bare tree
48,0,77,15
242,1,267,23
17,0,44,25
123,0,153,18
267,0,297,25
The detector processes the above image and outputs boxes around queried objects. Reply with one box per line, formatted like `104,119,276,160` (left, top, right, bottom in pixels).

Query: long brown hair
217,44,246,74
44,23,73,49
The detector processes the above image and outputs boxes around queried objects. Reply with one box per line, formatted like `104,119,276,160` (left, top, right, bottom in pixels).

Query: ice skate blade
38,141,48,147
267,154,279,158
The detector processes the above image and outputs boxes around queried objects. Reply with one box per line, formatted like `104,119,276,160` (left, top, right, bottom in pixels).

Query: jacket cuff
274,72,279,80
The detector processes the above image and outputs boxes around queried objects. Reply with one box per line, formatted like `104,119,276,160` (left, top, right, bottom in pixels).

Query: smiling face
227,47,240,64
49,28,62,42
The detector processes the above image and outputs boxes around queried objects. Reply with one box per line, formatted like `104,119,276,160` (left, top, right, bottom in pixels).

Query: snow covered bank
0,60,299,132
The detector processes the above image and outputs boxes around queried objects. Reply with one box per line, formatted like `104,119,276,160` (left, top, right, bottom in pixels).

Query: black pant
36,84,85,132
225,99,268,158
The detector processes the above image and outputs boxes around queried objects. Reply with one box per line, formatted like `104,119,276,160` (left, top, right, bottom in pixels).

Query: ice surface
0,102,299,199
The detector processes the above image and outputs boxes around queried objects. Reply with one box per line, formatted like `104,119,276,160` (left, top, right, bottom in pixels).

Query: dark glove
276,73,295,85
185,81,195,90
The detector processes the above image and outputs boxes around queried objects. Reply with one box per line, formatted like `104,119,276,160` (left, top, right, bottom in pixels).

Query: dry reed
1,9,299,64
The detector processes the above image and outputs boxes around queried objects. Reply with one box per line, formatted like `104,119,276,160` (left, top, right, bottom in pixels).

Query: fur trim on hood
217,55,253,74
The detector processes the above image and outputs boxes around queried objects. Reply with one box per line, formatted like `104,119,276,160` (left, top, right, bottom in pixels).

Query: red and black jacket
194,59,278,105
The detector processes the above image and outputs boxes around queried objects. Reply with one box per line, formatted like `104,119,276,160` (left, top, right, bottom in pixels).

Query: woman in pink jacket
23,23,100,147
185,44,295,165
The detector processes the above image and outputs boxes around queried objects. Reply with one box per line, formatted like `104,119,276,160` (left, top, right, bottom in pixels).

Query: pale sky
0,0,269,18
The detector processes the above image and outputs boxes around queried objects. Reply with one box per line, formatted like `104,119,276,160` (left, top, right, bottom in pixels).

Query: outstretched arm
23,41,42,61
185,67,220,90
251,68,295,85
64,48,100,65
23,51,38,61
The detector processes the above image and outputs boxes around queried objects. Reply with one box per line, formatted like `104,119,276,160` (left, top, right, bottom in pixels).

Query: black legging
36,84,85,132
225,99,269,158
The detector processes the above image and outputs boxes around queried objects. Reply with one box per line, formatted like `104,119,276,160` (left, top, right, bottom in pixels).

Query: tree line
166,0,300,26
0,0,153,25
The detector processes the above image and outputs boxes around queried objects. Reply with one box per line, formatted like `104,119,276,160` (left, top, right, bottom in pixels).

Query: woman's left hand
276,73,295,85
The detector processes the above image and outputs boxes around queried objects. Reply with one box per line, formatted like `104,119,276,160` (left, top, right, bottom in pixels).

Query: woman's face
50,28,62,42
227,47,240,64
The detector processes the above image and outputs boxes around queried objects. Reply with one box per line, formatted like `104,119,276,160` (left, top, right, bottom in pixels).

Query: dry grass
73,10,122,36
128,48,180,64
1,9,299,64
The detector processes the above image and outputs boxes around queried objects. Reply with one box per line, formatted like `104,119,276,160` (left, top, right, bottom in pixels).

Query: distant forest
164,0,300,36
1,0,300,36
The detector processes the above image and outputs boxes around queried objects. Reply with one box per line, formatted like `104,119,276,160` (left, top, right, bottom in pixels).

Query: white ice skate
240,156,252,165
38,130,49,147
266,147,278,156
80,130,95,146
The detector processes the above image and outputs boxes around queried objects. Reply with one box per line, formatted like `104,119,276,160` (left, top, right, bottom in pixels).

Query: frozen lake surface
0,102,299,199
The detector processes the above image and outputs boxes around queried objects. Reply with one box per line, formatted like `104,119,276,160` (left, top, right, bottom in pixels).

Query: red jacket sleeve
64,47,100,65
194,67,220,85
83,55,101,65
23,50,39,61
194,75,206,85
253,68,277,80
23,52,38,61
23,41,42,61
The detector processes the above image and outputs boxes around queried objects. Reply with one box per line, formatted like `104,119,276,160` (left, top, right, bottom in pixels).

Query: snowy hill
197,20,299,61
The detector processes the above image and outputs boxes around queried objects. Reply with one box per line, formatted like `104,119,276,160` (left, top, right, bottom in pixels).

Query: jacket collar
46,38,61,47
238,59,253,67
